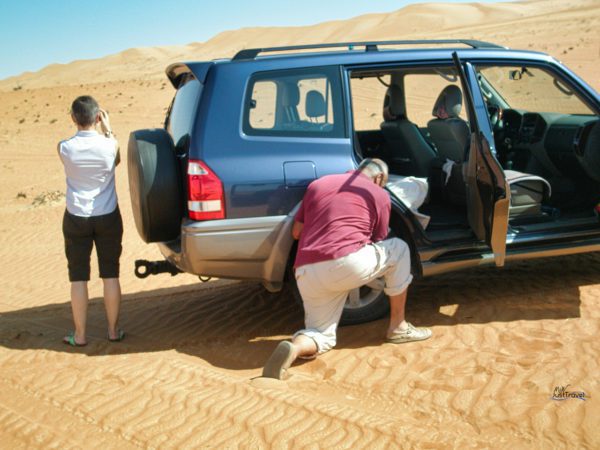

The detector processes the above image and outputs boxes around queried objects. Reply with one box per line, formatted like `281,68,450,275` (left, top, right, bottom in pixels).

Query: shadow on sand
0,253,597,370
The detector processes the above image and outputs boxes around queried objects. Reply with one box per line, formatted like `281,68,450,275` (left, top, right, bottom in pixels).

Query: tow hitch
134,260,182,278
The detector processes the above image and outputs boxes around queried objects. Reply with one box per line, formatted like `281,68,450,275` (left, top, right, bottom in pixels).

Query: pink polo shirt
294,170,390,268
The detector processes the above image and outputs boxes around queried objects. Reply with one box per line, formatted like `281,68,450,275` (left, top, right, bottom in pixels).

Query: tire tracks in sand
1,254,599,448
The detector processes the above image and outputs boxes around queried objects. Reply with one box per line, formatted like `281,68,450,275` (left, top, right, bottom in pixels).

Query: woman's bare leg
102,278,121,339
69,281,89,344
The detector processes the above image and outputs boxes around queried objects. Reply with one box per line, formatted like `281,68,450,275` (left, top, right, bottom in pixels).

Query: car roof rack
232,39,505,61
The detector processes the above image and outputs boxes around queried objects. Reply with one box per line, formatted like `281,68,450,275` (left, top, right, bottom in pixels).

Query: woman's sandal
63,332,87,347
108,329,125,342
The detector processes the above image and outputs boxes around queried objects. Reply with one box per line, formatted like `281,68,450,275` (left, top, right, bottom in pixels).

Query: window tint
168,76,202,147
476,65,594,115
244,66,345,138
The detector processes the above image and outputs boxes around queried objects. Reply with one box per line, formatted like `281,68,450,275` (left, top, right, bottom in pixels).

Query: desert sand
0,0,599,448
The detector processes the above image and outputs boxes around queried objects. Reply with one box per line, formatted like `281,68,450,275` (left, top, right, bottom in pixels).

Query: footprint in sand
300,358,337,380
491,355,518,377
367,353,407,369
500,333,562,352
516,354,540,368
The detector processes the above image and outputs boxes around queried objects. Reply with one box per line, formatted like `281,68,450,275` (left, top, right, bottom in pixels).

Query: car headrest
306,90,326,118
432,85,463,119
282,84,300,107
383,84,406,121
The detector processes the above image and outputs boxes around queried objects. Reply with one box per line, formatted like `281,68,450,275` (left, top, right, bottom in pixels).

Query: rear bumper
157,215,294,287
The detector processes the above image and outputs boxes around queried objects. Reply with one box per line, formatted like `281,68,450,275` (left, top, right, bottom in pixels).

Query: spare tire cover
128,129,183,243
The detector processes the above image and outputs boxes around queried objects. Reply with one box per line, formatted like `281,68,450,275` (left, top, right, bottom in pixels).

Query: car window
350,67,467,130
350,75,389,131
167,75,202,147
476,65,594,115
244,66,345,138
249,80,277,129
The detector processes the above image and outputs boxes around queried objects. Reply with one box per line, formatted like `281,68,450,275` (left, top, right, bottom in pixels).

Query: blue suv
128,40,600,325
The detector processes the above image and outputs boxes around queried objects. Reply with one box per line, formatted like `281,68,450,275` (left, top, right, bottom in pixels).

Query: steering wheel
487,104,503,130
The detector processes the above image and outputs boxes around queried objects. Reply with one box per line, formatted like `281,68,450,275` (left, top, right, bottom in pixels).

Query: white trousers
294,238,413,354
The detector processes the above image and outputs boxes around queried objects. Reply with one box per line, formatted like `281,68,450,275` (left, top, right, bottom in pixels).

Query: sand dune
1,0,598,91
0,0,599,447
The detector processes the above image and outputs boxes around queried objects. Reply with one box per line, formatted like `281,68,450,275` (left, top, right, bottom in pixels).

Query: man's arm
372,196,391,242
292,221,304,240
292,199,305,240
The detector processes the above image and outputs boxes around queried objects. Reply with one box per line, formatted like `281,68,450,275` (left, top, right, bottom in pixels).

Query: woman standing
58,95,124,346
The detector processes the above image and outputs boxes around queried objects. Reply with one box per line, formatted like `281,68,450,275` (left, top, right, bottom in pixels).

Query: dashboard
493,108,598,182
501,110,546,145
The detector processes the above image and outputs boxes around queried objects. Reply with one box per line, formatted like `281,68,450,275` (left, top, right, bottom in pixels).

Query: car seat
281,83,300,124
305,90,325,121
427,85,552,217
505,170,552,218
427,85,471,205
304,90,333,131
427,85,470,163
380,84,436,177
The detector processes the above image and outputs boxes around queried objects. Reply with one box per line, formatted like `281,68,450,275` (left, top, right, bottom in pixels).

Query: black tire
286,264,389,326
339,281,389,326
127,129,182,243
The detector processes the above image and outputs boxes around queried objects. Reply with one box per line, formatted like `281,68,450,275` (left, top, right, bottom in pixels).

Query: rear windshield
243,66,346,138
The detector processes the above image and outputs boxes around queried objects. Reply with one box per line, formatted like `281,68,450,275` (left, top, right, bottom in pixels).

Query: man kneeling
262,158,431,380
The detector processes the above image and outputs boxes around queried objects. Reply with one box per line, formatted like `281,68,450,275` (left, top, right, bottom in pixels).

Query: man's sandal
262,341,295,379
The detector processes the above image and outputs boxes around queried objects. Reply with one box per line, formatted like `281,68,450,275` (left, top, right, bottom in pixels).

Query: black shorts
62,207,123,282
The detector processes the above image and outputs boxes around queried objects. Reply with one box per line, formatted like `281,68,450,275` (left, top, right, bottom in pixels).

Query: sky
0,0,514,81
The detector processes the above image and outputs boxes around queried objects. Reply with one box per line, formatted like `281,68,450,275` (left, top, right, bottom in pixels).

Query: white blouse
59,130,118,217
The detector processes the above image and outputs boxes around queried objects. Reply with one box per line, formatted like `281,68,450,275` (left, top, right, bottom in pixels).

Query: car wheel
286,265,389,326
339,278,389,326
128,128,183,243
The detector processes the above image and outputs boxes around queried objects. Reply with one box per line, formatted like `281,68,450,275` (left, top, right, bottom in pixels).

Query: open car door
453,52,509,266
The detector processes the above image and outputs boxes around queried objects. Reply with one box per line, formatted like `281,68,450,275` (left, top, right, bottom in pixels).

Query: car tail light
187,160,225,220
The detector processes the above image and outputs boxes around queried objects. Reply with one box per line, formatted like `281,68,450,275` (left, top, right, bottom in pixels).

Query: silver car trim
182,215,287,233
422,239,600,277
506,225,600,245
